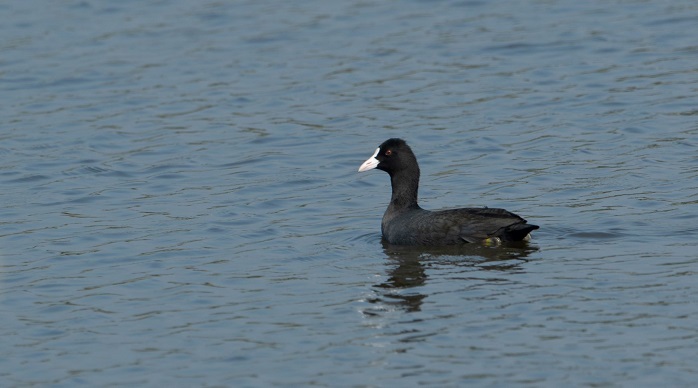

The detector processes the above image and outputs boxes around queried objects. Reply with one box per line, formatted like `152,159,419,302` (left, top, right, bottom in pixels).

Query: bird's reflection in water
366,240,538,314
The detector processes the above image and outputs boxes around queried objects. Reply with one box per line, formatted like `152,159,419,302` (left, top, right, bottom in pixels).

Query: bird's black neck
388,167,420,211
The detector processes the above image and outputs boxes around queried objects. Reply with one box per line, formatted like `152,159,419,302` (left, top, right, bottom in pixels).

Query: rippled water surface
2,0,698,386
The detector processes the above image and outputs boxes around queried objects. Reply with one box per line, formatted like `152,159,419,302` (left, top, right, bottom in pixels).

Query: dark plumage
358,138,539,246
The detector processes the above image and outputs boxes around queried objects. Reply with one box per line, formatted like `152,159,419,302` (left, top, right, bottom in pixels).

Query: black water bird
358,138,539,246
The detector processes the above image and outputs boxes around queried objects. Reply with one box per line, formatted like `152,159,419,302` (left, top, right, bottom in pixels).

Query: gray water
2,0,697,386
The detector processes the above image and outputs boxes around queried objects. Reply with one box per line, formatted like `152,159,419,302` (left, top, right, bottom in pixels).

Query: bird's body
382,206,535,245
358,138,538,246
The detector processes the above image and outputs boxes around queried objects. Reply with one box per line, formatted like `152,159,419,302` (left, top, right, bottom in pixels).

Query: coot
358,138,539,245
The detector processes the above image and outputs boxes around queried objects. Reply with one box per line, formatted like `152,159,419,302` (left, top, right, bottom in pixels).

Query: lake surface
2,0,697,386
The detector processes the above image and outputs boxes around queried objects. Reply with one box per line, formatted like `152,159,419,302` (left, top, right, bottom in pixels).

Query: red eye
385,149,393,156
